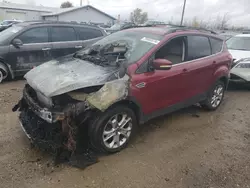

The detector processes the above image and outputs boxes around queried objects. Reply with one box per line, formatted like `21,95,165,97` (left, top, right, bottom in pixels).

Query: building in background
0,2,58,21
42,5,116,26
0,3,116,26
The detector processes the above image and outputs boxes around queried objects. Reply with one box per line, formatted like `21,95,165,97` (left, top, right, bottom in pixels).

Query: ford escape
13,26,232,154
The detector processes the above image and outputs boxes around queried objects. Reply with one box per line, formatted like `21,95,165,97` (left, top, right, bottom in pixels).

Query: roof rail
21,20,100,28
121,24,217,34
168,26,217,34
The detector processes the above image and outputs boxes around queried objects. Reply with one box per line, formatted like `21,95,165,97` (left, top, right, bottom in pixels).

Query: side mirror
152,59,172,70
12,38,23,48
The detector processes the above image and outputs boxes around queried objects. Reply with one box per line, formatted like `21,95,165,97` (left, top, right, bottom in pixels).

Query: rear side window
18,27,49,44
51,27,77,42
77,27,103,40
187,36,211,61
210,38,223,54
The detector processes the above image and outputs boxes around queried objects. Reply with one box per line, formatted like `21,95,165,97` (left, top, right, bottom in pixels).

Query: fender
213,65,229,83
0,61,14,79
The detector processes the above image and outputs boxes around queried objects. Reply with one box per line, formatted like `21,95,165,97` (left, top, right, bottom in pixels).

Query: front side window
187,36,211,61
210,38,223,54
226,36,250,51
77,27,103,40
18,27,49,44
51,27,77,42
155,37,185,65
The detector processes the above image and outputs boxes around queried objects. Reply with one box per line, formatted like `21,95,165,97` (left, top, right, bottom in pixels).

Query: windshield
226,36,250,51
0,25,23,42
76,30,163,66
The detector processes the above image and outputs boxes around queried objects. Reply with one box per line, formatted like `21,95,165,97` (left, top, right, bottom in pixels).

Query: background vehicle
0,21,106,83
141,20,166,26
226,34,250,84
15,26,232,154
105,22,135,34
0,20,23,32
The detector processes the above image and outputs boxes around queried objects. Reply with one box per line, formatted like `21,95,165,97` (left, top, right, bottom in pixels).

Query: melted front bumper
22,87,65,123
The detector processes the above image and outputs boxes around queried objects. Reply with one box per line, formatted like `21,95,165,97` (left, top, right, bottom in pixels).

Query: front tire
0,68,8,83
201,80,225,111
88,105,137,153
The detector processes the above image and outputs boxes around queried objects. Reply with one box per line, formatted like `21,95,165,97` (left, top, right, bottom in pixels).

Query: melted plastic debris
19,109,98,169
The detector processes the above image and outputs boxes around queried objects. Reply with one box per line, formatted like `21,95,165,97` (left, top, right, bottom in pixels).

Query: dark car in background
0,20,23,32
105,22,136,34
0,21,106,83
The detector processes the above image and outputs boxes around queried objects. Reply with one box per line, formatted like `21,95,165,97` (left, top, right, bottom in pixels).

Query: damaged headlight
235,58,250,68
36,91,53,108
235,63,250,68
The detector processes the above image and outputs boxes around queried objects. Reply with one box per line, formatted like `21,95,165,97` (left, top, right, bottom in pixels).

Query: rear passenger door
75,27,104,47
50,26,83,59
184,35,213,96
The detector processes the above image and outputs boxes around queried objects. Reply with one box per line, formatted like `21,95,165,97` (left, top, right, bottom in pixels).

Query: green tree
60,1,73,8
130,8,148,24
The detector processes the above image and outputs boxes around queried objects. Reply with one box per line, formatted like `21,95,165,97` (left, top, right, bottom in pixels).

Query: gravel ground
0,80,249,188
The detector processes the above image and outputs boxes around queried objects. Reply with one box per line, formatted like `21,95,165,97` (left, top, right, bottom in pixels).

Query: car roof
15,21,101,29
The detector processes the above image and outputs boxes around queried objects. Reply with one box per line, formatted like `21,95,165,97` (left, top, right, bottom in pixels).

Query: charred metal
13,77,129,154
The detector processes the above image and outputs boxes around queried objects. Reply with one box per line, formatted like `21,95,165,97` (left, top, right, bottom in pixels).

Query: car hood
24,56,118,97
228,49,250,61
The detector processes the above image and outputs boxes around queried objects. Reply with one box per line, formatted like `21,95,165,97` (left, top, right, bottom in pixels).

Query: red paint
127,30,232,115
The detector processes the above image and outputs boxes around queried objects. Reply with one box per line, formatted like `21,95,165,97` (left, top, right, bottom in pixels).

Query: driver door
131,36,189,115
8,27,53,76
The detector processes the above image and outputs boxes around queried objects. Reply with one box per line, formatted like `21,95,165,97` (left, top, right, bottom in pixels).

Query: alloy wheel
102,113,133,149
211,84,224,108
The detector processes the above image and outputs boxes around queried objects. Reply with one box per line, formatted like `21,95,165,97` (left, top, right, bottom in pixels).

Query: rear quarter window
77,27,103,40
210,38,223,54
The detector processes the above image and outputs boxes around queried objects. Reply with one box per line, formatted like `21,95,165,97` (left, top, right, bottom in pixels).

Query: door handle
42,47,51,51
75,45,83,49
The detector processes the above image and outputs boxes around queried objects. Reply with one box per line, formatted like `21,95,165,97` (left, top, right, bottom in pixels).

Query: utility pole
180,0,186,26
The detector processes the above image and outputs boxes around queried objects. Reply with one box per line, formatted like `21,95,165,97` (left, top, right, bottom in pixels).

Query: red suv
14,26,232,154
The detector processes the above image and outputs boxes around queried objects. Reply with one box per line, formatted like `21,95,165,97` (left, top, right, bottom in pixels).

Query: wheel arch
106,98,143,124
218,75,229,89
0,60,14,79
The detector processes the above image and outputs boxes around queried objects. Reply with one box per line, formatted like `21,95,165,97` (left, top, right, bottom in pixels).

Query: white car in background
226,34,250,83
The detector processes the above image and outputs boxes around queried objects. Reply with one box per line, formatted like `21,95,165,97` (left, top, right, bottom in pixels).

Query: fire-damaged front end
13,50,130,156
13,29,162,163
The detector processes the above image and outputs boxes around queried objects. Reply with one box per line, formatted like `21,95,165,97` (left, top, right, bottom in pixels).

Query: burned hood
24,56,118,97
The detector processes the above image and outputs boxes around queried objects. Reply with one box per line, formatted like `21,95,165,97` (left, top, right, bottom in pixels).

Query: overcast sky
9,0,250,27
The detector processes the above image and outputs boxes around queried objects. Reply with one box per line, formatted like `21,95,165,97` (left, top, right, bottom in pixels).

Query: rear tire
201,80,225,111
88,105,137,153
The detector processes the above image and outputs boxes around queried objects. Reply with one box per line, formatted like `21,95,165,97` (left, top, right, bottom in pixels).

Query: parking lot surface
0,80,249,188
